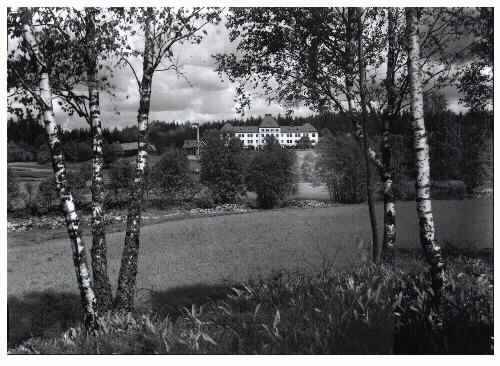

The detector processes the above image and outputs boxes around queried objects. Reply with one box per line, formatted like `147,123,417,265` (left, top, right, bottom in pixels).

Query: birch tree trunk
344,8,381,262
20,8,97,330
114,9,154,312
357,7,380,263
86,9,113,313
381,7,397,263
406,7,445,300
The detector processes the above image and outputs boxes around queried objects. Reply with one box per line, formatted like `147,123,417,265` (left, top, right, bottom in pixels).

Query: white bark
21,8,97,329
406,7,445,300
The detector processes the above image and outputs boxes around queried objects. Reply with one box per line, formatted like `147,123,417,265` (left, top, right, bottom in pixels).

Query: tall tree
8,7,123,312
457,7,493,111
216,8,384,261
406,7,445,304
357,8,380,262
380,7,398,263
114,7,222,311
11,7,97,330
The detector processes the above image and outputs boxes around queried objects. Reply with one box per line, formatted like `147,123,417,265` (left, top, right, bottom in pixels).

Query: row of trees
200,131,297,208
8,6,222,329
214,7,492,308
7,6,492,331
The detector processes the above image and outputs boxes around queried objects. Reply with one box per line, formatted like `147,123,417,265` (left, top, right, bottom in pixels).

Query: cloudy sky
34,11,467,130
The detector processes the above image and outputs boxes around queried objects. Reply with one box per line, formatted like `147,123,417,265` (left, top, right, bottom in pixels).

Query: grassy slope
8,200,493,299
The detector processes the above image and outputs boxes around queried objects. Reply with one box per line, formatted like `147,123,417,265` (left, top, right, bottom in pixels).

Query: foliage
8,141,34,162
200,130,246,204
36,177,58,210
296,136,313,149
246,136,297,208
314,134,366,203
457,8,493,111
150,149,191,208
108,159,134,203
103,141,124,166
7,168,20,211
192,185,216,209
62,141,93,162
301,151,315,182
11,255,493,354
36,144,51,164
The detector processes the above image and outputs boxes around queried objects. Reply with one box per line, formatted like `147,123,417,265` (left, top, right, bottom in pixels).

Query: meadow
8,199,492,298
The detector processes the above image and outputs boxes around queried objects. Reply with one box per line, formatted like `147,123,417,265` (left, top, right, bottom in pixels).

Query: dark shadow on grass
8,290,83,349
7,282,235,350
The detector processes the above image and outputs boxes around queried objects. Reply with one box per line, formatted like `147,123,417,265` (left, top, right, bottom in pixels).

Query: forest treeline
8,108,493,192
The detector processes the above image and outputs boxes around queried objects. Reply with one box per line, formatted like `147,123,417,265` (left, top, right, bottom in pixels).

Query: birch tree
216,7,385,261
9,7,97,330
406,7,445,301
8,7,124,312
113,7,222,311
357,8,380,262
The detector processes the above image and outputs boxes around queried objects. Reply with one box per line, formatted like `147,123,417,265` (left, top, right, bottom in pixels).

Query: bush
375,180,467,201
62,141,92,162
7,168,19,211
37,178,58,211
193,186,216,209
10,255,493,355
200,131,245,204
108,159,134,201
150,149,191,208
246,136,297,209
37,145,51,164
314,134,366,203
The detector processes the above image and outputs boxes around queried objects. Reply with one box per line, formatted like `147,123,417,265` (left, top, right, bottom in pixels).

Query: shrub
376,180,467,201
37,144,51,164
296,136,313,149
314,134,366,203
193,186,216,209
108,159,134,201
200,130,245,204
150,149,191,208
37,178,58,211
7,168,19,211
62,141,92,162
246,136,297,209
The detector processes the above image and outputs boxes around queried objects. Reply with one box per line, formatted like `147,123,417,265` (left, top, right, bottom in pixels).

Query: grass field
7,199,493,348
8,199,492,299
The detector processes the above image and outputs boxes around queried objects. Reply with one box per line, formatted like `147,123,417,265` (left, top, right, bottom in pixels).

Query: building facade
221,114,318,149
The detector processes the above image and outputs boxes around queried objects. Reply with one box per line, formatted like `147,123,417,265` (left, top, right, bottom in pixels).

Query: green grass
9,255,493,354
7,200,492,350
8,200,492,299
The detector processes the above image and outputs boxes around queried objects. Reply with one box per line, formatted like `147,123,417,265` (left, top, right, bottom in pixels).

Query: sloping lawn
8,199,492,298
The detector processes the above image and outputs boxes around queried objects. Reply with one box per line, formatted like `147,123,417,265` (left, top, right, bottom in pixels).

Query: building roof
281,123,318,133
121,142,157,152
233,126,259,133
221,123,234,132
218,115,318,134
259,114,279,128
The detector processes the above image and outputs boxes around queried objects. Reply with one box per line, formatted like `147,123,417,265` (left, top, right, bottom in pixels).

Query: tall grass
10,254,493,354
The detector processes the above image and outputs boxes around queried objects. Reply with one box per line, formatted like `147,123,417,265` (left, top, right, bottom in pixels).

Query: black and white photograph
4,2,495,356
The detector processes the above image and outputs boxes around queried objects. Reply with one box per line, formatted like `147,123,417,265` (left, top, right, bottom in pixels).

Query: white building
220,114,318,149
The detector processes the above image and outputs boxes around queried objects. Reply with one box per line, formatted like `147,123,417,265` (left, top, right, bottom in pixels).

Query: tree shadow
7,282,234,349
8,290,83,349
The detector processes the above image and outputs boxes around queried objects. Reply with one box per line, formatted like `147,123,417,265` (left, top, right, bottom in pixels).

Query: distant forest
7,109,493,192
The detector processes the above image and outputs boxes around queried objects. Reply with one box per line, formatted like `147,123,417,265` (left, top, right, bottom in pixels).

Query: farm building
182,139,206,155
120,142,158,157
221,114,318,149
